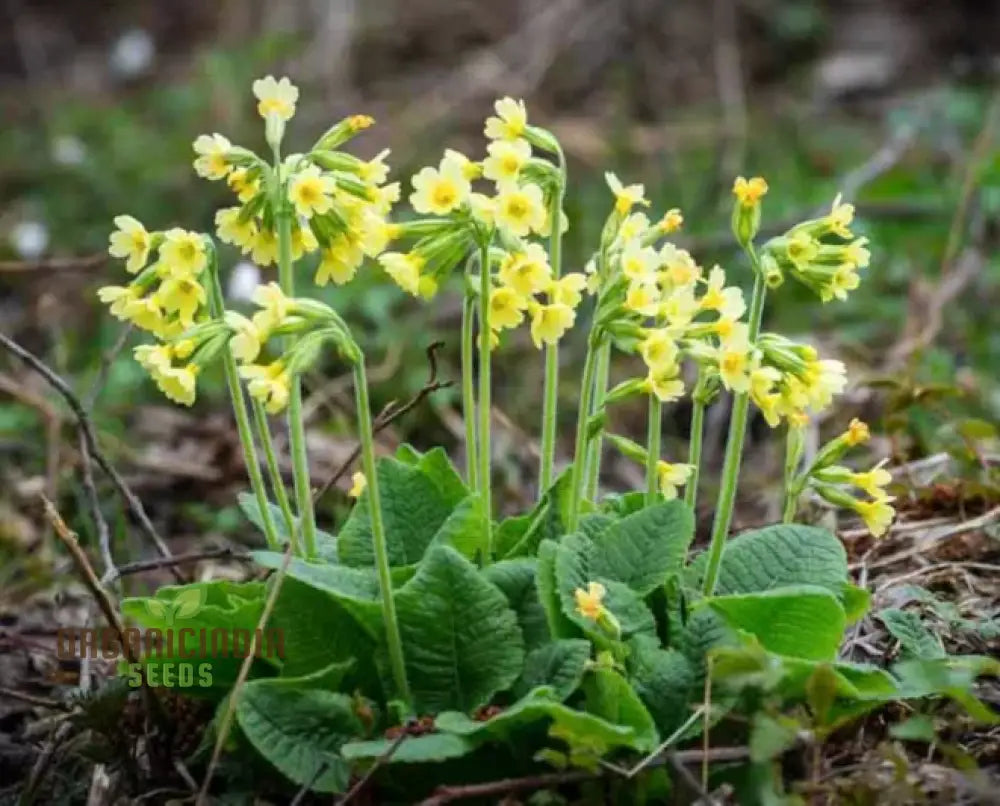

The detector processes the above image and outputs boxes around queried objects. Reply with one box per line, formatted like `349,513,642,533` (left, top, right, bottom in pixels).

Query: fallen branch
0,332,180,581
107,547,253,582
0,686,70,712
313,341,452,503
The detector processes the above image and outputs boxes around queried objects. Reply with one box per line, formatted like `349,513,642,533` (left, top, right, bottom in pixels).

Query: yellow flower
659,243,700,288
348,471,367,499
489,286,527,331
749,366,783,427
468,192,495,226
639,329,679,372
227,168,260,203
550,273,587,308
605,172,648,215
483,138,531,184
359,212,398,258
658,286,699,330
379,252,424,297
786,232,819,268
108,215,151,274
156,364,199,407
251,282,291,336
409,161,471,216
290,223,319,260
732,176,768,207
215,207,258,251
656,461,694,499
369,181,401,215
134,343,173,374
288,165,336,219
573,581,606,621
358,149,391,185
844,237,870,269
700,266,746,319
252,75,299,121
824,264,860,302
658,208,684,233
316,242,363,286
99,285,163,331
494,182,547,237
642,368,685,403
250,228,279,267
192,133,232,180
849,460,892,499
844,418,870,447
154,275,206,327
854,496,895,538
803,358,846,411
826,193,854,238
498,244,552,297
620,241,659,282
619,212,651,242
787,410,809,429
484,97,528,141
443,149,482,181
529,301,575,348
715,323,753,393
624,280,660,317
159,228,208,276
224,311,262,363
241,361,291,414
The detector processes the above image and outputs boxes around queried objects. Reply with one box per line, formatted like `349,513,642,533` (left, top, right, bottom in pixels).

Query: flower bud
312,114,375,151
264,112,286,152
731,176,767,247
309,150,363,174
523,124,562,156
760,251,784,288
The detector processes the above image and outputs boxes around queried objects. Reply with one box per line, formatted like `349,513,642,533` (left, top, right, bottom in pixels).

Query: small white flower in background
227,261,261,303
10,220,49,259
51,136,86,166
109,29,155,78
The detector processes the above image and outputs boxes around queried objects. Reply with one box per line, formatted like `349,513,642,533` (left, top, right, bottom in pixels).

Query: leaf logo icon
144,587,206,626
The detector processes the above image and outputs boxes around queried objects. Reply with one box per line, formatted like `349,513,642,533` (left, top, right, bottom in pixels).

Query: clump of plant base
97,77,998,801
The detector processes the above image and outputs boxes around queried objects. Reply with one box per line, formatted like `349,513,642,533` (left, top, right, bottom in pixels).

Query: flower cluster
795,418,896,536
761,194,870,303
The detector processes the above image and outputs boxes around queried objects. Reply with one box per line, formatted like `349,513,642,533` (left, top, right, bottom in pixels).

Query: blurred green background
2,0,999,562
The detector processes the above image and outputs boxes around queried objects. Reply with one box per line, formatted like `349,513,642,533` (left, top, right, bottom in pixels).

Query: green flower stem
684,377,708,511
645,395,662,503
353,361,411,707
275,205,319,559
206,254,280,551
477,237,493,562
539,152,567,494
461,290,478,491
249,398,298,551
584,339,611,500
782,426,805,523
701,262,768,597
567,332,603,531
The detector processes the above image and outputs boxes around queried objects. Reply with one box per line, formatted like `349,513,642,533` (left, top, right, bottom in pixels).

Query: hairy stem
206,252,280,550
584,340,611,499
250,399,298,551
461,290,478,491
701,264,767,597
566,334,602,531
353,362,411,706
477,237,493,562
645,395,662,503
684,380,707,512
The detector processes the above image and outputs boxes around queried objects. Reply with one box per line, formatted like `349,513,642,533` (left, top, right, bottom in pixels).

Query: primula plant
98,77,998,801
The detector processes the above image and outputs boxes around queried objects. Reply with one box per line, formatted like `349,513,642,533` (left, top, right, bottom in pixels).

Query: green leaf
394,545,524,712
238,493,338,559
706,586,846,661
122,581,264,635
497,469,575,559
341,733,475,764
554,534,657,643
877,609,945,659
686,524,848,597
236,682,362,793
841,583,871,625
582,667,658,752
434,687,646,753
892,655,1000,723
429,494,488,561
627,636,698,736
890,714,936,742
270,578,377,683
750,713,801,762
588,500,694,595
514,640,591,701
411,446,470,508
483,559,550,651
253,552,384,636
338,458,453,567
536,540,579,640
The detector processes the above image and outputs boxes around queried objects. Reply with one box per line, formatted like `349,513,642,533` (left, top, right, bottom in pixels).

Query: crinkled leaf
589,500,694,595
483,558,550,651
687,524,848,597
395,545,524,712
514,639,591,701
338,458,453,567
627,636,698,736
236,682,362,793
396,445,470,509
429,494,488,561
341,733,474,764
841,582,871,625
497,469,575,559
536,539,579,640
878,608,945,659
238,492,337,558
582,667,658,752
707,586,846,661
